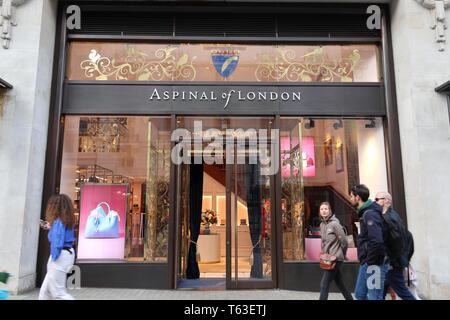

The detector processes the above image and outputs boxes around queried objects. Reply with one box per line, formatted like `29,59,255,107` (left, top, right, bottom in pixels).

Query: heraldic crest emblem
211,49,240,78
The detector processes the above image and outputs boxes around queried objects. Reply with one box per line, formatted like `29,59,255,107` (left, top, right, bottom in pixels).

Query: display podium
305,238,359,261
197,234,221,263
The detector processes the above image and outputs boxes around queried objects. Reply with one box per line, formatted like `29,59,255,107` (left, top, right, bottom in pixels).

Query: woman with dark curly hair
39,194,76,300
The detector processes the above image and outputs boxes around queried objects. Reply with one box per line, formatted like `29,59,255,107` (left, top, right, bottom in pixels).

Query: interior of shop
59,115,388,286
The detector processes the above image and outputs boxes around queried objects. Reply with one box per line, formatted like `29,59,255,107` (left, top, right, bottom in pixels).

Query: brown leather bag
319,252,337,270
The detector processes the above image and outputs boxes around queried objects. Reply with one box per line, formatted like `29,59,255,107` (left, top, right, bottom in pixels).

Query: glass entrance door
174,117,277,289
225,118,276,289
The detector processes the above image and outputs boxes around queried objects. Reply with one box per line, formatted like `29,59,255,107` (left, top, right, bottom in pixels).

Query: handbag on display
85,202,120,238
319,252,337,270
343,226,355,247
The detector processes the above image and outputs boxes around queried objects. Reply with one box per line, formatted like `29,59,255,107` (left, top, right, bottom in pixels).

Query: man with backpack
351,185,390,300
375,191,417,300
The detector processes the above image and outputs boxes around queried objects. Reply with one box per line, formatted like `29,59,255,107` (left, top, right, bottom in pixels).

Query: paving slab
7,288,353,300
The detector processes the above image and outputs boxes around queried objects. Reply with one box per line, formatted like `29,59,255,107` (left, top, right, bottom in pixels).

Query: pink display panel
77,184,127,260
281,136,315,178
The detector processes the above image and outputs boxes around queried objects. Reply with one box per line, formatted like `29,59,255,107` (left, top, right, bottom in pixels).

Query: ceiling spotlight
365,118,376,128
333,119,343,130
305,119,315,129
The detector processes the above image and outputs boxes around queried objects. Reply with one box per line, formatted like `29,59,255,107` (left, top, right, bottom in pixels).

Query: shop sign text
148,88,301,109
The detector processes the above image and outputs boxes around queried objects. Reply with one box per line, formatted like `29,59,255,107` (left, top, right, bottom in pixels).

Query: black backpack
405,229,414,261
382,210,410,260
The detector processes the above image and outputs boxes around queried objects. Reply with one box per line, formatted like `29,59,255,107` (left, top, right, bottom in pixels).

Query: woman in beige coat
319,202,353,300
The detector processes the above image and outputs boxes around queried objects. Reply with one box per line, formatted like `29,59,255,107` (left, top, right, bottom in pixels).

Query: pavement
7,287,351,300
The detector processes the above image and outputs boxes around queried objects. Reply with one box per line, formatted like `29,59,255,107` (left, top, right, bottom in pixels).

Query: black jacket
356,200,389,265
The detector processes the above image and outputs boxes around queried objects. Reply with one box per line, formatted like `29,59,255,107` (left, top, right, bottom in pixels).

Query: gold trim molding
0,89,6,117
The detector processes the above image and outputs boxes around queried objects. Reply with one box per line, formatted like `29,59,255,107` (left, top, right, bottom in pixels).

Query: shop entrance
174,117,277,289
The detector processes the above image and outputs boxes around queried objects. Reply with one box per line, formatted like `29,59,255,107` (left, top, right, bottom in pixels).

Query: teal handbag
84,202,120,238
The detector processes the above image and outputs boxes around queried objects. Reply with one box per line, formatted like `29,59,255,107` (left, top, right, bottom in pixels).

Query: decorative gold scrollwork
255,47,361,82
80,46,197,81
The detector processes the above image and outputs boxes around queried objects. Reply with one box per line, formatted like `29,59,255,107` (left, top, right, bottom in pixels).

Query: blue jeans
383,268,417,300
355,263,390,300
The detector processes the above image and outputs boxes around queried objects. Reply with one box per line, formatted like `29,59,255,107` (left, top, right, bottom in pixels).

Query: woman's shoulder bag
319,252,337,270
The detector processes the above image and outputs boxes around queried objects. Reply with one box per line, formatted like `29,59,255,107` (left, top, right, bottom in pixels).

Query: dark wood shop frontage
37,1,406,291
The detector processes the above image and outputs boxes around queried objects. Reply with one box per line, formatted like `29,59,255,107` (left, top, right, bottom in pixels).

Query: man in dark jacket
376,191,417,300
350,185,390,300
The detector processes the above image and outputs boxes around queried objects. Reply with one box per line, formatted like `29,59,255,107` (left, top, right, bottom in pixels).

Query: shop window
67,42,380,83
280,117,388,262
78,117,128,153
60,116,172,262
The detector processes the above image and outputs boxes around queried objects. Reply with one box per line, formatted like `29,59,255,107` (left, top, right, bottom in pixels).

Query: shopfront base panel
77,263,169,289
283,262,360,293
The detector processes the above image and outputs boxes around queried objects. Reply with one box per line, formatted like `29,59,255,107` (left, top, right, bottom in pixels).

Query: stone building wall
390,0,450,299
0,0,57,294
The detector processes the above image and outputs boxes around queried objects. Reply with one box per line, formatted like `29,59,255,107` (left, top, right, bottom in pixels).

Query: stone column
0,0,57,294
390,0,450,299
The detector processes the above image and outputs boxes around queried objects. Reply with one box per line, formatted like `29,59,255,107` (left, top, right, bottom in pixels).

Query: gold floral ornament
255,47,361,82
80,45,197,81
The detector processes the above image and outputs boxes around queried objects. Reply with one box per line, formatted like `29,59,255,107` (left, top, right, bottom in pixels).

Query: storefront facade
34,1,406,291
3,0,449,298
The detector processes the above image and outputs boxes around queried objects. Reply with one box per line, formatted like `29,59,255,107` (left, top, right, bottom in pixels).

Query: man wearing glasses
375,192,417,300
350,184,389,300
